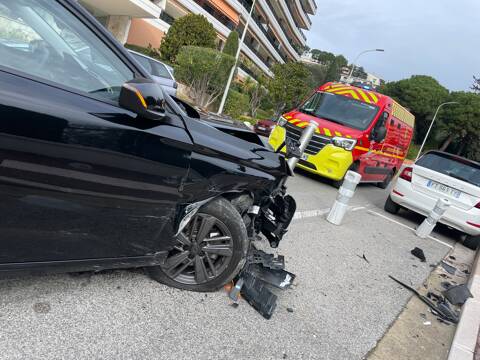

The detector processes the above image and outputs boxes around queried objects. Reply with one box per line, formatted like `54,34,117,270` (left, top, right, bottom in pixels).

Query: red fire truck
269,82,415,187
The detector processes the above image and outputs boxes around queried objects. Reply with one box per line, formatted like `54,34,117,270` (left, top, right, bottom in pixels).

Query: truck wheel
377,171,393,189
147,197,249,292
463,235,480,251
384,195,400,214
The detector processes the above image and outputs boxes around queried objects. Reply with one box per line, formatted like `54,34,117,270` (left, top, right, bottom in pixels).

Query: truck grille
285,122,332,155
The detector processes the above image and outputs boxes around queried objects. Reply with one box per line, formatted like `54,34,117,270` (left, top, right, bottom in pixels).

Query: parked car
254,118,276,137
269,82,415,188
127,50,178,97
385,151,480,249
0,0,296,292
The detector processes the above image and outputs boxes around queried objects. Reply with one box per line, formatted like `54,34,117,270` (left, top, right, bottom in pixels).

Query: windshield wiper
300,108,316,116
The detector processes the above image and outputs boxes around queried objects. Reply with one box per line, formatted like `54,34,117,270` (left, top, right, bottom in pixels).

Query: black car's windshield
0,0,135,102
299,91,379,130
417,152,480,187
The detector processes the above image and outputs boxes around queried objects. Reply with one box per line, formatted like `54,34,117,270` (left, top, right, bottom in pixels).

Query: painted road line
293,206,366,221
367,210,454,249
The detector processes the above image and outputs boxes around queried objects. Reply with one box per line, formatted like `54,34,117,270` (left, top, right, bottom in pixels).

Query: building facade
79,0,317,78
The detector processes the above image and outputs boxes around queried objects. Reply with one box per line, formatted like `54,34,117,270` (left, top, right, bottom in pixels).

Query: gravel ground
0,173,458,359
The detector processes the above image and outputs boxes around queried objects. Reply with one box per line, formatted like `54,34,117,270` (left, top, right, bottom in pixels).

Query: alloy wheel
160,213,234,285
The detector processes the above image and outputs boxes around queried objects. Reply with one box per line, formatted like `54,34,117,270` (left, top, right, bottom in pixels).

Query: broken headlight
332,137,357,151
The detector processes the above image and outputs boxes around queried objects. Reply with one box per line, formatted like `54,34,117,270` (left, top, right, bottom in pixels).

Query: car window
150,60,172,80
417,152,480,187
131,52,153,74
0,0,135,103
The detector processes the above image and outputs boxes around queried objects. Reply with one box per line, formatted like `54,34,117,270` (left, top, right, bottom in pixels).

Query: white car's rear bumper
390,178,480,236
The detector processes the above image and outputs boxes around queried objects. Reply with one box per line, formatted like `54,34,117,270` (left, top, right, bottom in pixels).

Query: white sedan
385,151,480,249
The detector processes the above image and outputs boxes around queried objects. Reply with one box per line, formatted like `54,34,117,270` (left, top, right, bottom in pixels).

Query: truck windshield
299,92,379,130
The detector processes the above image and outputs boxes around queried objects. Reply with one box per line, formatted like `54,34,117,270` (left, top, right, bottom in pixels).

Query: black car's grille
285,122,332,155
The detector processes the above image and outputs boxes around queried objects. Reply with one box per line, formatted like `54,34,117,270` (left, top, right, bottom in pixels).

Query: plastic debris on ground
442,284,473,305
228,248,295,319
389,275,459,324
411,247,426,262
441,261,457,275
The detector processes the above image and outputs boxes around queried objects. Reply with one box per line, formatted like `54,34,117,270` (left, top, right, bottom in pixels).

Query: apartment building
79,0,317,78
78,0,163,44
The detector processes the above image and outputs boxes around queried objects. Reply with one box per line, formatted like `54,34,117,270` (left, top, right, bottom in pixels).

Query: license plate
427,180,461,199
257,126,266,130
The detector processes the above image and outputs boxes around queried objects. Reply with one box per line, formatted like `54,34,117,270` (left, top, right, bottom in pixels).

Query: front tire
384,195,400,214
147,197,249,292
463,235,480,251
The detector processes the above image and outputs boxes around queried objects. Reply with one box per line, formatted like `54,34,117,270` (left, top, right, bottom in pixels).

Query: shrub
160,14,217,63
223,31,239,57
175,46,234,108
224,90,249,120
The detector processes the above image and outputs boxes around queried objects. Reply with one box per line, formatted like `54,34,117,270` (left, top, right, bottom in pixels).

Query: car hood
285,110,364,138
184,116,288,179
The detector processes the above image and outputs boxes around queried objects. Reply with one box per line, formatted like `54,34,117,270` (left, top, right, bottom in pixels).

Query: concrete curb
448,250,480,360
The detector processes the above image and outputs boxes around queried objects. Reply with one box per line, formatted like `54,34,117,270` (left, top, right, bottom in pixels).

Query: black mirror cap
375,126,387,142
119,78,166,121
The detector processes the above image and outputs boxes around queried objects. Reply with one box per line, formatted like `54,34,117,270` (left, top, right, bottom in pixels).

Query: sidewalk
449,250,480,360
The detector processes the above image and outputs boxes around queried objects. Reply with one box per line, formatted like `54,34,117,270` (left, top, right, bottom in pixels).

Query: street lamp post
415,101,460,161
217,0,257,115
347,48,384,84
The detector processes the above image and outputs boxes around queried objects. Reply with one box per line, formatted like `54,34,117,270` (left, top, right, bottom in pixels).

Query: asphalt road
0,170,464,360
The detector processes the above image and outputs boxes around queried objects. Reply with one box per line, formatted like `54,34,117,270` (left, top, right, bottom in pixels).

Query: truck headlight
332,137,357,151
277,116,288,127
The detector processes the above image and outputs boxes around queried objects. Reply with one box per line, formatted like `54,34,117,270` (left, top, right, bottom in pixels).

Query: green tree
323,55,348,83
304,63,327,88
437,92,480,160
310,49,335,64
160,14,216,63
380,75,449,142
268,62,311,114
239,57,270,117
175,46,234,108
472,76,480,93
223,31,239,57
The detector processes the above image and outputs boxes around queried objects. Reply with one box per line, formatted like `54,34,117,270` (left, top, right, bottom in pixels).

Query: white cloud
307,0,480,90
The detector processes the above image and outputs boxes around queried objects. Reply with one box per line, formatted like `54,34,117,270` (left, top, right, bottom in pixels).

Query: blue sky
306,0,480,91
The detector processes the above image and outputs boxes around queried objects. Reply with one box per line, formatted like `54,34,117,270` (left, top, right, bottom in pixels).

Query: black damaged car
0,0,296,292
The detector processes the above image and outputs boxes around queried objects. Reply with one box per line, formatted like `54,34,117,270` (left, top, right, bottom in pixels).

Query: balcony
79,0,161,18
211,0,287,64
302,0,317,15
291,0,311,30
171,0,273,75
255,0,301,60
277,0,306,44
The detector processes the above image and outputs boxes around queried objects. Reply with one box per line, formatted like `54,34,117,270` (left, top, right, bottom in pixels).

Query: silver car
128,50,178,97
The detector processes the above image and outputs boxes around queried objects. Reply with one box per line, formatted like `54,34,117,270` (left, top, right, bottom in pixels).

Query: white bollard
327,171,362,225
416,198,451,238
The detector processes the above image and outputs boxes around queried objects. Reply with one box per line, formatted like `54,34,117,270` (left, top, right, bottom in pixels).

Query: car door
0,0,191,264
362,111,390,181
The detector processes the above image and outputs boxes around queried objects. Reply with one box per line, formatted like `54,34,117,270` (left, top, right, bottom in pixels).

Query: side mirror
373,126,387,142
119,78,166,121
